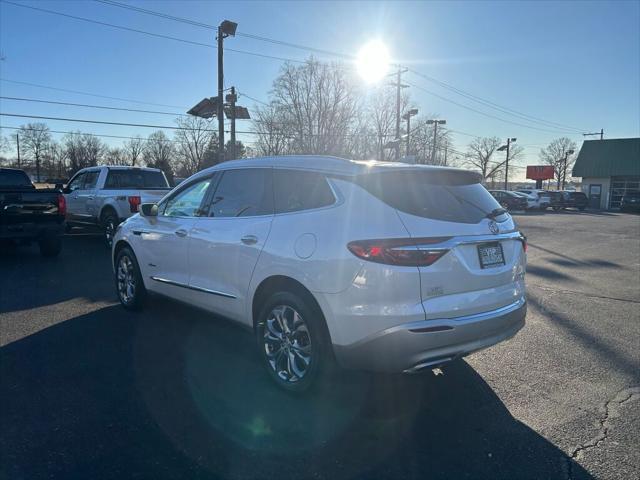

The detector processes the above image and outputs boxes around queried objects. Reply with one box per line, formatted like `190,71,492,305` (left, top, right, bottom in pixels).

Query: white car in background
112,156,527,392
64,166,171,246
517,189,552,210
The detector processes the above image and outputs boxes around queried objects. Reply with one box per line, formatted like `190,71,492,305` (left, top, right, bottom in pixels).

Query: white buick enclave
112,156,526,391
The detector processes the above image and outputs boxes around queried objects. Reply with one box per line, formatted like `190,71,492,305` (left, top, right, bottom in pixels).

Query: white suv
112,156,527,391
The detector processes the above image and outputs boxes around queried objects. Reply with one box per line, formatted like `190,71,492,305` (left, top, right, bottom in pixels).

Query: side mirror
55,183,64,191
140,203,159,217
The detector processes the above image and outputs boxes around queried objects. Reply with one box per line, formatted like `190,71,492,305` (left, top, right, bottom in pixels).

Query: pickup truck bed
1,168,66,257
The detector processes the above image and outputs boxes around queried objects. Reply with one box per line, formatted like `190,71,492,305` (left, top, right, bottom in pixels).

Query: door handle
86,195,95,200
241,235,258,245
175,229,188,237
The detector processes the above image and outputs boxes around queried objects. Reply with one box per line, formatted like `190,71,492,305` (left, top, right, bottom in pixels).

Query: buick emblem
488,221,499,234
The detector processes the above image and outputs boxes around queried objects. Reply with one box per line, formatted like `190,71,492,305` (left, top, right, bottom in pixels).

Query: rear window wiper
486,208,507,219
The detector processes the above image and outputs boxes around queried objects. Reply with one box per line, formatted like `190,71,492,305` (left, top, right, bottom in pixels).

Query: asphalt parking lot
1,211,639,480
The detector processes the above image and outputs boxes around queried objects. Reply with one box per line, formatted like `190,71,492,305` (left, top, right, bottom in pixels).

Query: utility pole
498,137,517,190
389,67,408,161
426,119,446,165
217,26,225,163
228,87,236,160
16,133,20,168
583,129,604,140
402,108,418,158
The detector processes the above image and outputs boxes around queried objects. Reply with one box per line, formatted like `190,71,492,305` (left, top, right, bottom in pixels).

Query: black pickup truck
0,168,66,256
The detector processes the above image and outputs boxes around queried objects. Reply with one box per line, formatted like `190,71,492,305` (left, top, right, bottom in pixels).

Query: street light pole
426,119,446,164
16,133,20,168
229,86,236,160
402,108,418,158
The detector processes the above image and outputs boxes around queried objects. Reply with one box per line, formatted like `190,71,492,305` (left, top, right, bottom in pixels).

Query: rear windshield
356,170,502,224
0,169,33,188
105,170,169,189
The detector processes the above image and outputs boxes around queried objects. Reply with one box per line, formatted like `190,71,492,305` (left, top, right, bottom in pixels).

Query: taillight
57,194,66,216
347,238,450,267
128,196,141,213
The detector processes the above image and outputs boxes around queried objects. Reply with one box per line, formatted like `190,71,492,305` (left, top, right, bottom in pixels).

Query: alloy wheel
117,255,136,304
262,305,313,383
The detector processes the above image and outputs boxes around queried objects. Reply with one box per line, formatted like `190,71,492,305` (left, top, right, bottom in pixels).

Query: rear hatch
358,168,525,318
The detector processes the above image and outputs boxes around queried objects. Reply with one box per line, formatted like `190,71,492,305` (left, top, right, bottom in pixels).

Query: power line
0,112,217,131
92,0,587,135
406,81,583,135
2,0,307,64
94,0,355,60
0,96,185,116
407,69,586,133
0,78,189,109
0,125,182,144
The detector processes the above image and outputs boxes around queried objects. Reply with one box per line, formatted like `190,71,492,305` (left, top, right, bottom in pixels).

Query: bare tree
465,136,506,181
252,102,294,156
123,136,145,166
103,147,128,166
269,59,360,156
174,117,217,174
47,141,69,178
19,123,51,182
63,132,105,173
539,137,578,189
144,131,175,183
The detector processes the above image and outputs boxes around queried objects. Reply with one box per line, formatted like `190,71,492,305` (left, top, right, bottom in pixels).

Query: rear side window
0,169,32,188
206,169,273,218
357,170,502,224
274,169,336,214
83,171,100,189
104,170,169,189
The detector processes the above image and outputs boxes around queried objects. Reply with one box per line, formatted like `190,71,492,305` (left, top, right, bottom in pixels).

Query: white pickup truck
64,166,171,245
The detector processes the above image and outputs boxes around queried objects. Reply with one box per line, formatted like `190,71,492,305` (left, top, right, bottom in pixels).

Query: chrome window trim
150,276,236,299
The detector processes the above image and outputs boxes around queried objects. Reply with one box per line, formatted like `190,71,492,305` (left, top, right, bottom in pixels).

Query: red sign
526,165,555,180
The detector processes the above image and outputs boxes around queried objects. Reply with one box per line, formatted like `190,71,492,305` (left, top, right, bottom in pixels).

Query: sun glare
356,40,390,84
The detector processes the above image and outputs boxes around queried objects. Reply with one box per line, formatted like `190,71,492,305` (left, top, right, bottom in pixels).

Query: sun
356,40,391,84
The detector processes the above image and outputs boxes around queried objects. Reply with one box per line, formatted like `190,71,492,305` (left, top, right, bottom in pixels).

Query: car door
136,175,215,300
78,170,100,221
188,168,274,323
64,172,87,223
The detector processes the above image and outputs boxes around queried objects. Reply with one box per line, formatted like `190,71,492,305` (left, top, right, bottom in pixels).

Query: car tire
256,290,332,393
114,246,146,310
101,210,119,248
38,234,62,257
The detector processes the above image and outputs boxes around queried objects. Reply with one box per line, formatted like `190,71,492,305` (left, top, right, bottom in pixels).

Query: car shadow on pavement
0,299,594,480
0,234,112,314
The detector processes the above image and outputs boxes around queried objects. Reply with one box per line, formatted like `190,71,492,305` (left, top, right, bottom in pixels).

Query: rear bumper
333,297,526,373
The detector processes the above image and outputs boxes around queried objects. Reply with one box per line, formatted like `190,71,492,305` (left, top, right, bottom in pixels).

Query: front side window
67,173,86,192
162,177,212,217
273,169,335,214
206,169,273,218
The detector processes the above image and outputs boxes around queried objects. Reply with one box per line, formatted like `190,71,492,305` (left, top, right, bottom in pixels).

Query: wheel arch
100,203,119,223
251,275,333,348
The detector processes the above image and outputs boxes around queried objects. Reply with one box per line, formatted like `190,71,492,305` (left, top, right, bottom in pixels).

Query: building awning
572,138,640,177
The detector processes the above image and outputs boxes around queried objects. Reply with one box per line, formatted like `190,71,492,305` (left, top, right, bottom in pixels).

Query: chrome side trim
150,276,236,299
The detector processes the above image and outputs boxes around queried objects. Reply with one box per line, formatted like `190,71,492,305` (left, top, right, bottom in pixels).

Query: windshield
356,170,503,224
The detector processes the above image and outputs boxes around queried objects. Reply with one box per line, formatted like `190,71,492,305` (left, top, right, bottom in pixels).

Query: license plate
477,242,505,269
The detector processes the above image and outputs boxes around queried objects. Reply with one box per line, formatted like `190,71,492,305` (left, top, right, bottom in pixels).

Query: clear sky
1,0,639,177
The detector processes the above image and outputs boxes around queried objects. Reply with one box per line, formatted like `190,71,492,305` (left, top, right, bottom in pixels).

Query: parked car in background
488,190,528,211
552,191,588,211
0,167,66,257
64,166,171,246
517,189,552,210
620,191,640,212
112,156,527,392
511,192,538,210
